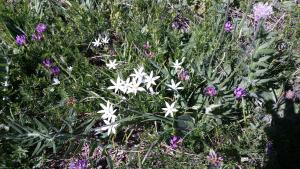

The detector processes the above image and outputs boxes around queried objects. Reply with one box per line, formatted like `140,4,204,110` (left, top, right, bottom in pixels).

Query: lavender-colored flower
69,159,88,169
253,2,273,22
42,58,53,68
207,149,223,168
285,90,295,100
178,70,190,81
204,86,217,97
36,23,47,33
15,35,26,46
224,21,233,32
50,66,60,76
170,136,182,150
32,33,43,41
234,87,247,99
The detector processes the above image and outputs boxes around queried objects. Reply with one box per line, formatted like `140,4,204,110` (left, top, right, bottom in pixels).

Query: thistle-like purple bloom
285,90,295,100
178,70,190,81
253,2,273,22
15,35,26,46
69,159,88,169
42,58,53,68
32,33,43,41
170,136,182,150
50,66,60,76
207,149,223,168
224,21,233,32
36,23,47,33
204,86,217,97
234,87,247,99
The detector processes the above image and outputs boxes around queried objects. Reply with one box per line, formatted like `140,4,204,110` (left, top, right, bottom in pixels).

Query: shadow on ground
265,100,300,169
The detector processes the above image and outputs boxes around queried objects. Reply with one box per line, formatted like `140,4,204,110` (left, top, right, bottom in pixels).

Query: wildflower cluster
96,101,118,136
15,23,47,46
32,23,47,41
42,58,61,85
1,0,298,168
92,34,110,47
108,66,160,95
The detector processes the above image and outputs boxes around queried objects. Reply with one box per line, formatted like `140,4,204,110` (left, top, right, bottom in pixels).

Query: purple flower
224,21,233,32
32,33,43,41
207,149,223,168
42,58,53,68
234,87,247,99
253,2,273,22
50,66,60,76
15,35,26,46
69,159,88,169
285,90,295,100
170,136,182,150
178,70,190,81
204,86,217,97
36,23,47,33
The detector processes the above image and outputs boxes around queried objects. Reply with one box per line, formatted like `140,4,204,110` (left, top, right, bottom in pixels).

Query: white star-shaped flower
98,120,118,136
166,79,184,91
92,37,102,47
101,35,110,44
162,101,178,117
52,78,60,85
106,59,118,70
107,76,124,93
171,58,184,71
97,101,117,123
121,78,131,94
144,71,160,89
67,66,73,73
127,78,145,95
130,66,147,82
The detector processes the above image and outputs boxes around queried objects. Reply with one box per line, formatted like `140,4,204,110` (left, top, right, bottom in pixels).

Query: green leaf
32,141,42,156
